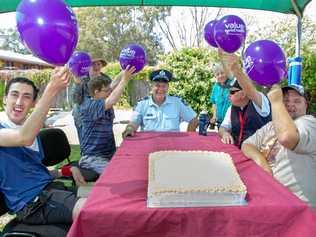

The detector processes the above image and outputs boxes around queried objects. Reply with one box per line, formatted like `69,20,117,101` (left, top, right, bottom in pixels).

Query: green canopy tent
0,0,312,15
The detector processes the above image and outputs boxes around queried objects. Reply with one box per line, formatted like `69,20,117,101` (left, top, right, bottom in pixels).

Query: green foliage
302,52,316,113
103,63,153,108
55,145,81,169
0,81,5,111
246,15,316,112
159,47,217,114
76,7,170,65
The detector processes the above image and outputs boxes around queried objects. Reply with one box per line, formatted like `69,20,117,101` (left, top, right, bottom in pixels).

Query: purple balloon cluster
243,40,287,86
68,52,92,78
16,0,78,66
119,44,147,73
204,15,246,53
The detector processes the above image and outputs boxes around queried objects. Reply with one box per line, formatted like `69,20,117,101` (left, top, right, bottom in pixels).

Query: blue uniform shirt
131,95,197,131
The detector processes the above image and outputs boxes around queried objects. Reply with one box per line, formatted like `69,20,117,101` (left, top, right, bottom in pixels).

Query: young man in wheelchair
0,68,86,225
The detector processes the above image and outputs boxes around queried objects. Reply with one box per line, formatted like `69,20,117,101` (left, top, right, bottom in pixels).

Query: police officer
122,69,198,137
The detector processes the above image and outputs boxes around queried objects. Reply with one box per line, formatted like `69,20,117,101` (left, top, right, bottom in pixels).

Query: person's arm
268,85,299,149
210,104,217,124
218,106,234,144
122,122,139,138
218,127,234,144
110,70,124,90
70,166,87,186
104,66,136,110
187,117,198,131
220,51,262,108
241,143,272,174
0,67,70,147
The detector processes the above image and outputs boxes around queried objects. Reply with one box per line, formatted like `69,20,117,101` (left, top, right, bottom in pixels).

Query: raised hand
48,67,71,92
122,65,137,82
219,49,242,74
267,84,283,104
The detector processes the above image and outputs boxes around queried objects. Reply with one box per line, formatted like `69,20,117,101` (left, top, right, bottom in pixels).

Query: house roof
0,49,52,67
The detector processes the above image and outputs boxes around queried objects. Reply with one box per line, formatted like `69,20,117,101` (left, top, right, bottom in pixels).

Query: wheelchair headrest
40,128,71,166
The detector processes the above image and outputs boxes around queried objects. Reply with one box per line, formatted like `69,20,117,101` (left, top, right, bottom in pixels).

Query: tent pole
295,15,302,57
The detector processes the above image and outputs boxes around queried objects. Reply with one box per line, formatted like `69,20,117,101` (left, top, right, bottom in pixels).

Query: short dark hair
5,77,39,101
88,77,111,96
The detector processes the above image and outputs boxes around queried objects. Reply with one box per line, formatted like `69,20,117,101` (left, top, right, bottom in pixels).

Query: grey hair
212,63,225,74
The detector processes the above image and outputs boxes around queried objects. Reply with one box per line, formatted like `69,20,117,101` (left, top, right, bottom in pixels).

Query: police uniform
131,70,197,131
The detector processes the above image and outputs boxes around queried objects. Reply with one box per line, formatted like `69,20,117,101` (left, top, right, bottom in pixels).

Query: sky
0,1,315,50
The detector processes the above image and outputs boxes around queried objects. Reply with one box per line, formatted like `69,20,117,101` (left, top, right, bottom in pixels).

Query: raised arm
110,70,124,90
268,85,299,149
220,51,262,108
0,67,70,147
104,66,136,110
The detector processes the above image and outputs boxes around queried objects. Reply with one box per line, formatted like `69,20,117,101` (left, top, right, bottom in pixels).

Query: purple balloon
204,20,218,48
119,44,146,73
16,0,78,66
68,51,92,77
243,40,287,86
214,15,246,53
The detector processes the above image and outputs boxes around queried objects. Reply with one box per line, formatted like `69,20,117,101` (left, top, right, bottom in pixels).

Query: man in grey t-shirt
242,84,316,208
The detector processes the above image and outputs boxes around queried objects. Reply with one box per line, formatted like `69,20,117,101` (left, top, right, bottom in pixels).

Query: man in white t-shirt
242,84,316,208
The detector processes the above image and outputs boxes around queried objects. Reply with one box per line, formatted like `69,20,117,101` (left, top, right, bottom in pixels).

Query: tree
246,15,316,112
0,28,29,54
247,15,316,57
155,7,222,51
75,7,170,65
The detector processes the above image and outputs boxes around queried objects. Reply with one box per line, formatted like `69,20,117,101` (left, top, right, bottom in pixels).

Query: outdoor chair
0,128,73,237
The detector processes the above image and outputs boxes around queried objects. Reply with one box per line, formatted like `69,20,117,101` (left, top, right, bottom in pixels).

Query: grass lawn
55,144,81,169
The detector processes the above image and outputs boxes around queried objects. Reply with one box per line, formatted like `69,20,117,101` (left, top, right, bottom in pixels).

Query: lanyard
237,111,247,147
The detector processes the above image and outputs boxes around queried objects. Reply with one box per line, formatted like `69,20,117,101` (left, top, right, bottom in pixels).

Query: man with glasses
242,84,316,209
218,53,271,148
122,69,198,137
70,66,136,186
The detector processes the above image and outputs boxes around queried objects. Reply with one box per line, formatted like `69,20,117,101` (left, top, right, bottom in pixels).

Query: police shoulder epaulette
170,95,188,106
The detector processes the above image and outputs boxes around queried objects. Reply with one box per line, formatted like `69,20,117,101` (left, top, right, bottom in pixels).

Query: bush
159,47,218,114
0,81,5,111
103,63,154,108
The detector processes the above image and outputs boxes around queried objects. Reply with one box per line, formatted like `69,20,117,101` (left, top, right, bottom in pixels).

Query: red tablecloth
68,132,316,237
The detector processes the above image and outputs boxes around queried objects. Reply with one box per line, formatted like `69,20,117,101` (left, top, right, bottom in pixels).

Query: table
68,132,316,237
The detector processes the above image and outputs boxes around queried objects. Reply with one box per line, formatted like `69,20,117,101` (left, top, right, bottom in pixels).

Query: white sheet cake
147,150,247,207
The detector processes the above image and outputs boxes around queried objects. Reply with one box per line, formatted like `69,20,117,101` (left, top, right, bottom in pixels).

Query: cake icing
147,150,247,207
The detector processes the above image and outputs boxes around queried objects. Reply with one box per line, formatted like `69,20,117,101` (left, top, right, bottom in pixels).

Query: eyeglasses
229,90,240,95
